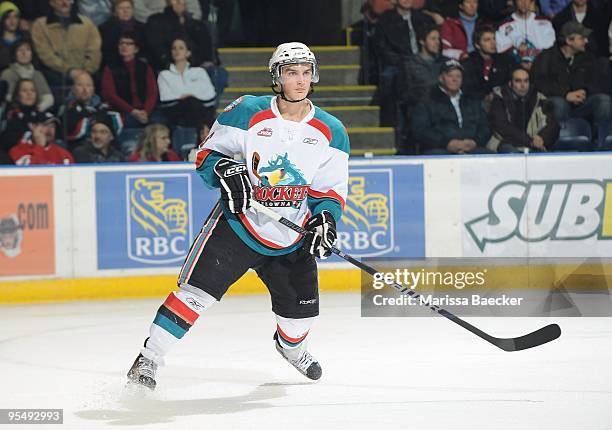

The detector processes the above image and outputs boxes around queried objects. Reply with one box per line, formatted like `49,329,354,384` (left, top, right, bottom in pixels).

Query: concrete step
227,64,360,87
325,105,379,127
220,85,377,107
219,46,360,68
348,127,396,155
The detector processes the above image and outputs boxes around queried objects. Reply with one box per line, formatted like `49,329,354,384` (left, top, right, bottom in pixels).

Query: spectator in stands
1,40,53,111
411,59,492,154
1,78,44,152
398,25,448,153
532,22,611,128
128,123,180,161
73,113,125,162
0,1,28,71
62,70,122,150
478,0,513,23
158,38,216,132
133,0,202,23
101,32,159,128
540,0,572,17
349,0,394,85
374,0,435,126
9,111,73,164
425,0,458,20
144,0,213,71
441,0,484,60
99,0,147,66
31,0,102,86
461,26,514,105
488,67,560,152
78,0,112,26
496,0,556,63
13,0,50,28
552,0,609,57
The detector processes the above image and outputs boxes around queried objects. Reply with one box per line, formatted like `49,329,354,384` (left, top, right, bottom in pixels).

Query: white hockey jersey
194,95,349,256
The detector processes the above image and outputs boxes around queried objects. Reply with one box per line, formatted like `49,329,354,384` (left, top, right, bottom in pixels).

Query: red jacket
127,150,181,162
441,17,482,60
9,132,74,165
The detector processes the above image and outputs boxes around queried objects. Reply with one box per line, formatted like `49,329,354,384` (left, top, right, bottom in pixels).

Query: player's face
279,64,313,100
115,0,134,20
91,123,113,149
17,81,36,106
155,130,171,154
440,69,463,93
15,43,32,65
171,39,191,63
510,69,530,97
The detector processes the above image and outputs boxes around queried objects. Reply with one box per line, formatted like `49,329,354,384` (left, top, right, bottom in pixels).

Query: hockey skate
273,332,322,380
127,353,157,390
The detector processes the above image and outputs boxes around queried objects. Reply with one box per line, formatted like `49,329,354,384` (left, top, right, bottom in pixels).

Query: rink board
2,153,612,303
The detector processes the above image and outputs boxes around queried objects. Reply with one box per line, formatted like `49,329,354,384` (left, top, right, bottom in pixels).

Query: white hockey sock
275,314,316,350
142,284,217,365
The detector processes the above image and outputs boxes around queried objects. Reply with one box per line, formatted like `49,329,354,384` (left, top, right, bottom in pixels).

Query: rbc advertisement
95,163,425,270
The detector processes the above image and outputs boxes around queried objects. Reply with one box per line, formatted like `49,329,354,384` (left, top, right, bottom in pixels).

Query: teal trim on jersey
153,313,187,339
307,196,342,223
313,107,350,155
217,95,274,131
223,206,304,256
196,149,227,189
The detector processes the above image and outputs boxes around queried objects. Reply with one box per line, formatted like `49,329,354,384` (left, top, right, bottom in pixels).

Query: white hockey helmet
268,42,319,85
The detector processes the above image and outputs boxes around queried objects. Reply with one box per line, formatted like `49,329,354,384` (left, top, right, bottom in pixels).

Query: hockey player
127,42,349,389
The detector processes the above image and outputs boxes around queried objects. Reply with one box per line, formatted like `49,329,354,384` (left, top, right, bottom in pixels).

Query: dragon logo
251,152,308,208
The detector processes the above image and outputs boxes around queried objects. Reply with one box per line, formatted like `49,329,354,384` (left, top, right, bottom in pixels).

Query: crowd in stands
353,0,612,154
0,0,220,165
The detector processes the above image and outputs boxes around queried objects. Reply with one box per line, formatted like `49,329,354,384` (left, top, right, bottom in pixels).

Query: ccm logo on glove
214,158,253,214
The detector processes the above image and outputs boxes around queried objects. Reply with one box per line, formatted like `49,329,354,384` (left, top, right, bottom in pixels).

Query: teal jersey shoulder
217,95,273,130
312,106,350,155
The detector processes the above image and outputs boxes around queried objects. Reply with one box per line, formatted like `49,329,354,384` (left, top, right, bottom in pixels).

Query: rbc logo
337,170,394,257
126,175,192,264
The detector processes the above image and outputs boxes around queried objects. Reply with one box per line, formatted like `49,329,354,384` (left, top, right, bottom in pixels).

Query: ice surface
0,293,610,429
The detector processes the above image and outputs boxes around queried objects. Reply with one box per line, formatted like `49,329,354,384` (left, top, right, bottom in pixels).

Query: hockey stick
250,200,561,352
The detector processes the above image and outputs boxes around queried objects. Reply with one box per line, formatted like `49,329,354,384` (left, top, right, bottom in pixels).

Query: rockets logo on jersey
126,174,192,264
251,152,309,208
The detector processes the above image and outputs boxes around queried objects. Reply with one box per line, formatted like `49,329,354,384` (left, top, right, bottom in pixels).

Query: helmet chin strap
271,83,314,103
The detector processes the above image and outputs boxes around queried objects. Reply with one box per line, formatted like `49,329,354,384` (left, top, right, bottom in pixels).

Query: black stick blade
493,324,562,352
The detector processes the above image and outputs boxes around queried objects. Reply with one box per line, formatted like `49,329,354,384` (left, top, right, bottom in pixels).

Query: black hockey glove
303,210,337,259
213,158,253,214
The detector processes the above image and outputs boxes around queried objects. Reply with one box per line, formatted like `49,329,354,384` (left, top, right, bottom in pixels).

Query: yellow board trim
0,270,361,304
351,149,396,156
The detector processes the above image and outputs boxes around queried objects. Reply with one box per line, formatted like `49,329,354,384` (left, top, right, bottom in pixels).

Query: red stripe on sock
277,324,309,344
164,293,199,325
